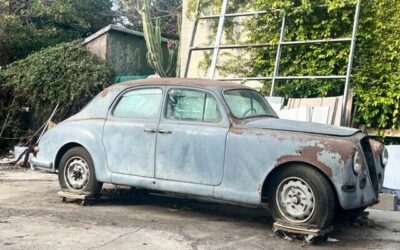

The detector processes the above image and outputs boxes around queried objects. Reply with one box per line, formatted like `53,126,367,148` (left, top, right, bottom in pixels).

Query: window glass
113,88,162,119
224,89,277,119
203,93,222,122
166,89,221,123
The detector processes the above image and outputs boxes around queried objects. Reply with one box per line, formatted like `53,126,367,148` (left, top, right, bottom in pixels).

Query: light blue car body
31,78,385,210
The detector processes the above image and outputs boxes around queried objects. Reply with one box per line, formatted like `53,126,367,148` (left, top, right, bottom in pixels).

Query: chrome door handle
143,128,157,133
158,129,172,134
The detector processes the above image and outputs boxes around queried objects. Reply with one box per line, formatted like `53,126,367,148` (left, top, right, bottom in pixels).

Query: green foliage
246,0,355,97
0,41,114,145
0,0,115,66
188,0,400,129
352,0,400,129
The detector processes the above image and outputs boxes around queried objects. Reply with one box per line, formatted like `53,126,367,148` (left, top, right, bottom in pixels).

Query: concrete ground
1,166,400,250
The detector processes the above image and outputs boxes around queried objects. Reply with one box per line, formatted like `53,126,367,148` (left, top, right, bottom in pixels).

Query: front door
103,87,164,177
155,88,228,185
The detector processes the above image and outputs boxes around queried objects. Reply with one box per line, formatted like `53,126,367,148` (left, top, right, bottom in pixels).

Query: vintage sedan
31,78,387,229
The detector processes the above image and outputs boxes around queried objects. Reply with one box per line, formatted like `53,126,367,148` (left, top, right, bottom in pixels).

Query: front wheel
267,165,336,229
58,147,102,195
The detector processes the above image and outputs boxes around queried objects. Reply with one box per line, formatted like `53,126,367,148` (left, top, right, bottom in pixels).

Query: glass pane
166,89,205,121
113,88,162,119
224,89,277,119
203,93,222,123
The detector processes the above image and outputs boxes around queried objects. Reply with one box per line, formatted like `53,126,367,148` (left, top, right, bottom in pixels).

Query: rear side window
166,89,221,123
113,88,162,119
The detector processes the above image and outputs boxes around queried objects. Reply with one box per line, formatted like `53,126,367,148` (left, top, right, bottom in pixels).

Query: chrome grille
360,137,378,195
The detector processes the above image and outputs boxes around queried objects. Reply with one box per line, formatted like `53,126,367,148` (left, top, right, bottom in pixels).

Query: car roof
108,78,251,91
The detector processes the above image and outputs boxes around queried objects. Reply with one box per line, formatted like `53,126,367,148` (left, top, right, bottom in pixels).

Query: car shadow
76,186,383,246
94,186,273,225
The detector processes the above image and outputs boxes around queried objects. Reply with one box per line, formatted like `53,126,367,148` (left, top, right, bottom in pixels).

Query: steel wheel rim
275,176,315,223
63,156,90,191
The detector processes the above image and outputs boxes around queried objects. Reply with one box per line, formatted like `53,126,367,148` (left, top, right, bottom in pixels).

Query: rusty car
30,78,387,229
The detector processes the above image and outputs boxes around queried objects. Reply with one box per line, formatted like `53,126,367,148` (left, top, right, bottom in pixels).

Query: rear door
155,87,229,185
102,86,164,177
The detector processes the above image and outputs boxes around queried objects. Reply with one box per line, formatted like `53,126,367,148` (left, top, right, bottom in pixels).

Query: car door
155,87,229,185
102,86,164,177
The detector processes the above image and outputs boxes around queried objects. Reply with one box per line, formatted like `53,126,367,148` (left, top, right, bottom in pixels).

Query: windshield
224,89,278,119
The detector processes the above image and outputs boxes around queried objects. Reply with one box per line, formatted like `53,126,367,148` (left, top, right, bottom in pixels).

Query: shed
83,24,170,77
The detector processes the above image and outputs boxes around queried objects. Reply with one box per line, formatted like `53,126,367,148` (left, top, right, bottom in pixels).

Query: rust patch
108,77,249,91
320,138,354,163
370,139,383,154
275,145,333,177
229,127,244,135
100,88,109,97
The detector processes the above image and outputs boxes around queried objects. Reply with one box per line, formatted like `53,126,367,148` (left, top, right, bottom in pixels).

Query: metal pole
184,0,201,78
341,0,361,126
208,0,228,78
270,15,286,96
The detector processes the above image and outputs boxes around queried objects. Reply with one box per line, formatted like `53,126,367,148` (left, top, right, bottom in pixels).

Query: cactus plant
140,0,180,77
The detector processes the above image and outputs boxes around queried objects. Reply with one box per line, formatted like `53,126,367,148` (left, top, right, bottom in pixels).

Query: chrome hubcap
64,157,90,191
276,177,315,223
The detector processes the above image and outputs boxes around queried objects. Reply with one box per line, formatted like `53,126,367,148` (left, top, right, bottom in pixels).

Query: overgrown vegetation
0,0,115,66
188,0,400,130
0,41,114,148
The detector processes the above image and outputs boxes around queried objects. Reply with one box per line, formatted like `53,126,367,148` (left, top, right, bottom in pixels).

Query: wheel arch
261,161,338,205
54,142,85,170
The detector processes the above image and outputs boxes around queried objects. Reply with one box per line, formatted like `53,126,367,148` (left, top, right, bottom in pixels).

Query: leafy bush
0,41,114,147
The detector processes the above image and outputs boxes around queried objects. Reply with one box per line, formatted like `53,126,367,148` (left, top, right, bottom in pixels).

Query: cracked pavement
0,167,400,250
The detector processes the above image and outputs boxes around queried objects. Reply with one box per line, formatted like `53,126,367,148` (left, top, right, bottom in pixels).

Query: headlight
353,150,364,175
381,147,388,167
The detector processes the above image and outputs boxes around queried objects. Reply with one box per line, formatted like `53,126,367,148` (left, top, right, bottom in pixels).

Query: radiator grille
360,137,378,195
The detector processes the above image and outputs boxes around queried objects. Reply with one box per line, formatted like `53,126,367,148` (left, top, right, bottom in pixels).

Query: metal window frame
184,0,361,126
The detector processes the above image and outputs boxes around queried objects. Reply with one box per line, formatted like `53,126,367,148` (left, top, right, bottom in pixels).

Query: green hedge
0,41,114,147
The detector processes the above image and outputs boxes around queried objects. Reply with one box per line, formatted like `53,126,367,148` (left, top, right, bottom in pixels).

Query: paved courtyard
0,166,399,250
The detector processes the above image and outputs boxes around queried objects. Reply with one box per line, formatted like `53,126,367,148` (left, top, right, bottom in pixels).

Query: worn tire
267,165,336,229
58,147,102,195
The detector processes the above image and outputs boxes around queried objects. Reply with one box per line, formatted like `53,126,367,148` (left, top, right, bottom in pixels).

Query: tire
267,165,336,229
58,147,102,195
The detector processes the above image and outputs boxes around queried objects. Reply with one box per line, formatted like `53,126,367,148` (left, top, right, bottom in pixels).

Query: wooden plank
273,222,333,236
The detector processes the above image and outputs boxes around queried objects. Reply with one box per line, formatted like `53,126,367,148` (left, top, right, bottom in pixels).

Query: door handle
143,128,157,133
158,129,172,134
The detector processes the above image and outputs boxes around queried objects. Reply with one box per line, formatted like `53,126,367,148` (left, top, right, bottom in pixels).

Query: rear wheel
58,147,102,195
267,165,335,229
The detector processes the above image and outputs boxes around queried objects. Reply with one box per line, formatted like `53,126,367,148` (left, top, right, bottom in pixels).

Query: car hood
242,118,360,137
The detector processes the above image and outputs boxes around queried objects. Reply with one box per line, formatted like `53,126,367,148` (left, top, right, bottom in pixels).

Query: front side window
224,89,277,119
166,89,221,123
113,88,162,119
